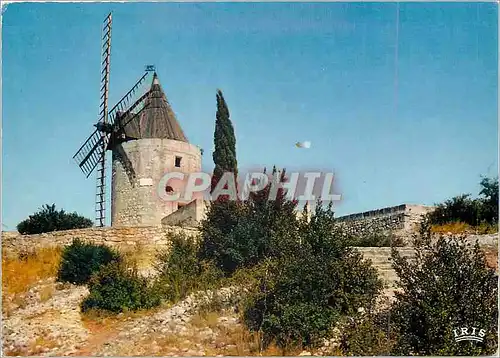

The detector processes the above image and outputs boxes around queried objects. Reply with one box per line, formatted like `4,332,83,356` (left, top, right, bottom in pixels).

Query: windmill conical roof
122,73,188,141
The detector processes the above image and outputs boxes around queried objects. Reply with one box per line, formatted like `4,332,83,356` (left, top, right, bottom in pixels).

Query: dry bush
431,221,471,234
119,242,153,270
431,221,497,235
173,310,302,356
29,335,58,355
2,246,62,297
39,285,55,302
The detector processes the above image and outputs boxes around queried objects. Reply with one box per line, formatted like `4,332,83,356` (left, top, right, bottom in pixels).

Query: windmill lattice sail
72,12,155,228
95,13,113,227
72,73,152,176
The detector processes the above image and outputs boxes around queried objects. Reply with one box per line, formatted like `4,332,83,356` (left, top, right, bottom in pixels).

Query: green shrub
17,204,93,235
349,232,404,247
155,231,223,302
427,194,480,226
338,311,396,356
478,176,499,225
390,230,498,355
57,239,120,285
243,204,383,349
81,261,162,313
427,176,499,228
199,167,298,275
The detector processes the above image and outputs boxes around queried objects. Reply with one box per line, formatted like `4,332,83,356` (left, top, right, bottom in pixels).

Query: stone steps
353,246,416,287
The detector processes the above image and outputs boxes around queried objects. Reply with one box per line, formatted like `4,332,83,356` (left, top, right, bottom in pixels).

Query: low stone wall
1,225,199,258
2,226,496,287
335,204,435,241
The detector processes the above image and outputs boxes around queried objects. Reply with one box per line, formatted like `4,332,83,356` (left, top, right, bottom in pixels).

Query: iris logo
453,327,486,343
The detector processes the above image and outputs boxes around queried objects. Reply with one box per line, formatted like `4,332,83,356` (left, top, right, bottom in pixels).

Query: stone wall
1,225,199,260
161,199,207,227
335,204,435,241
2,226,496,286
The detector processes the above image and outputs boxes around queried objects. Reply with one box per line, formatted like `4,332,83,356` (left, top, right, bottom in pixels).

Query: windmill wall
111,138,202,227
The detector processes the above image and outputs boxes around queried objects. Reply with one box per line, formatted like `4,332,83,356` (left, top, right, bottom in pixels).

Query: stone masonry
112,139,202,227
335,204,435,241
1,225,198,260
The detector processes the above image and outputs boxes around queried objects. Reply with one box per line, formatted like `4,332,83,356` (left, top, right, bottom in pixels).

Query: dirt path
3,281,245,357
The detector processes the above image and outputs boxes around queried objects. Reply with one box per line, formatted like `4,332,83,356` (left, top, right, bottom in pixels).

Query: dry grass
431,222,498,235
2,246,62,297
191,311,220,329
4,332,59,356
120,243,155,270
187,311,303,356
39,285,55,302
29,335,59,355
484,247,498,271
119,309,305,356
81,306,165,328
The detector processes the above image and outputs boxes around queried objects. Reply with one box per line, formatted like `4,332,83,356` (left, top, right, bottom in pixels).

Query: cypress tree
211,89,238,192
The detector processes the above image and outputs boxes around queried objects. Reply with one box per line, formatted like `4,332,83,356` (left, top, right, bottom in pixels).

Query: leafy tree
17,204,93,235
212,89,238,192
427,176,499,228
427,194,479,226
478,176,499,225
199,167,297,275
390,229,498,355
244,203,383,349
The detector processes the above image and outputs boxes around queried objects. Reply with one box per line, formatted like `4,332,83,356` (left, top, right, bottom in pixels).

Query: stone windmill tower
73,14,204,228
111,73,203,227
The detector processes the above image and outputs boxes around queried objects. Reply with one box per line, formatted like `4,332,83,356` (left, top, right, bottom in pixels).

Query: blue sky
2,2,498,229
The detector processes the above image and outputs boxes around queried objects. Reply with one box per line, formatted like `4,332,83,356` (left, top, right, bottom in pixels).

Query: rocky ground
3,240,496,357
3,277,349,357
3,278,89,356
2,281,268,357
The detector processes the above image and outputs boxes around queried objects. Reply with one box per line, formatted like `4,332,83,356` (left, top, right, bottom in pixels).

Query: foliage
198,200,248,275
199,167,298,275
338,311,396,356
17,204,93,235
212,89,238,191
243,204,383,349
57,239,121,285
155,231,223,302
81,261,161,313
427,194,480,226
478,176,499,225
349,232,404,247
427,176,498,228
389,228,498,355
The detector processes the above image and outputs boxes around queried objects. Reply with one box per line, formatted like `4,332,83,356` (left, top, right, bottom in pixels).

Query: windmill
73,12,155,227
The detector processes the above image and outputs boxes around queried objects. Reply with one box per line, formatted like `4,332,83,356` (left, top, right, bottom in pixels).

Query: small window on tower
175,156,182,168
165,185,174,194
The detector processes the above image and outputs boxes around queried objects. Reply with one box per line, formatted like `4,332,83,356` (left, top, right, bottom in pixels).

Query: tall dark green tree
478,176,498,225
212,89,238,192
